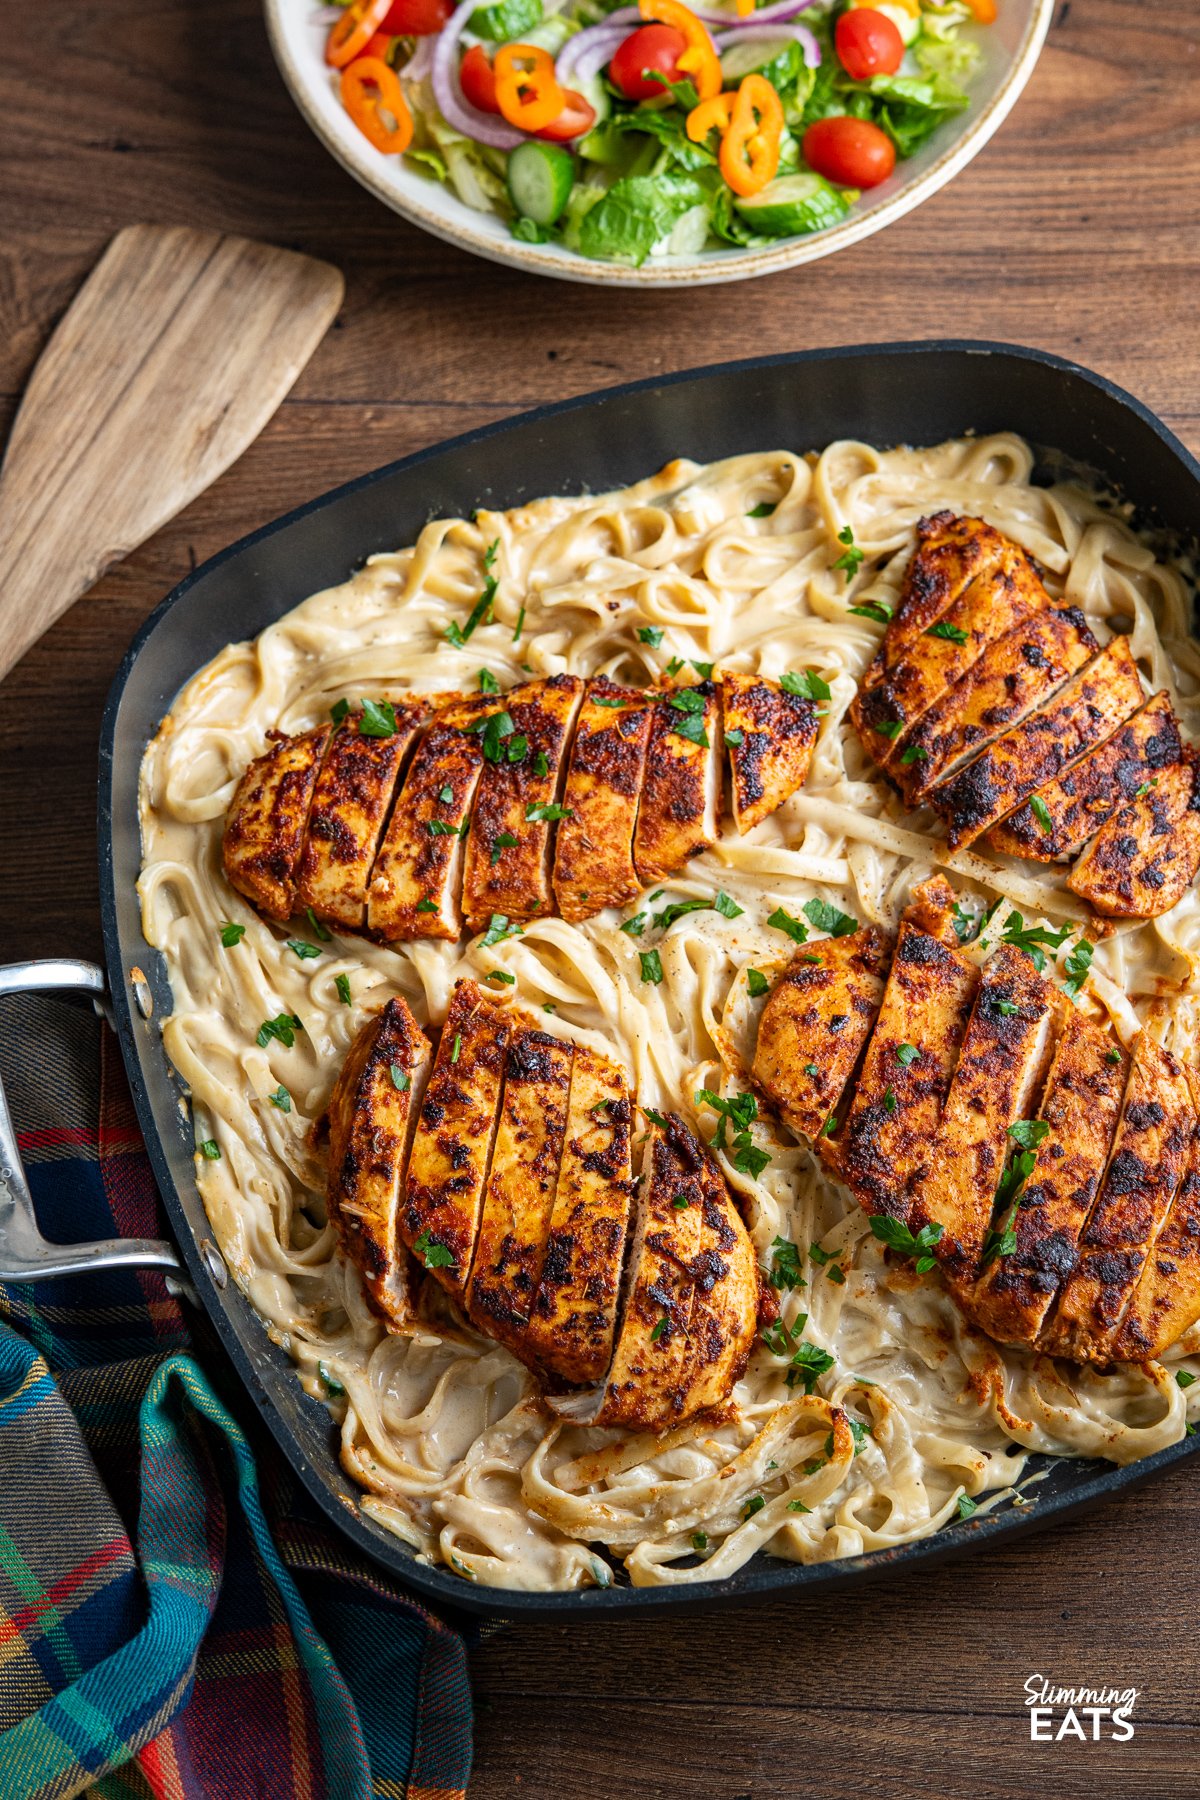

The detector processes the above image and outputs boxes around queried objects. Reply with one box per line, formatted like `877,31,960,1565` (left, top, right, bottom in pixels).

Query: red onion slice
431,0,524,150
713,19,821,62
555,22,632,88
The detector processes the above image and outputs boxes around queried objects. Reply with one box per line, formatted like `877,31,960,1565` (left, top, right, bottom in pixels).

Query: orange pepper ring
637,0,722,99
686,92,735,144
326,0,393,69
719,72,783,198
493,43,567,132
341,55,414,153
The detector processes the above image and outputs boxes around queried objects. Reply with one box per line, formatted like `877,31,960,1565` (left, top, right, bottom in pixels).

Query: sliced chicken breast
367,695,493,941
901,872,965,946
678,1152,760,1417
401,979,512,1297
722,672,817,834
223,724,330,922
909,945,1060,1290
552,677,654,923
965,1013,1128,1346
1040,1032,1195,1358
523,1044,634,1384
753,925,891,1143
931,635,1145,850
855,512,1012,699
832,905,979,1222
597,1113,705,1432
296,705,425,931
461,675,585,931
633,682,723,884
1067,753,1200,919
891,606,1099,807
465,1028,574,1356
853,537,1049,770
988,691,1183,863
1107,1065,1200,1363
326,996,432,1327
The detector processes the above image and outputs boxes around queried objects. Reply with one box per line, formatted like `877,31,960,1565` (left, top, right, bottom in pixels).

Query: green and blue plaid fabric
0,993,473,1800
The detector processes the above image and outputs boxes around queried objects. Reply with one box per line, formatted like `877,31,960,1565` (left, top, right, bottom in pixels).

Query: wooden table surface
2,1,1197,1793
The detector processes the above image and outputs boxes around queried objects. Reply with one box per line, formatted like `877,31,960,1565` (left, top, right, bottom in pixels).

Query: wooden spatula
0,225,344,684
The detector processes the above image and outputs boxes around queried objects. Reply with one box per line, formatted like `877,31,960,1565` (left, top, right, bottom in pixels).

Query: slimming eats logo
1025,1675,1138,1741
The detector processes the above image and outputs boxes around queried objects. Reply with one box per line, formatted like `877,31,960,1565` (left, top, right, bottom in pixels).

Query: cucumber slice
506,141,576,226
734,171,855,238
719,37,795,84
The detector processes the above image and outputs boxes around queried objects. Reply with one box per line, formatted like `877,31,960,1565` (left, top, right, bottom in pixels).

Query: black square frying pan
7,341,1199,1619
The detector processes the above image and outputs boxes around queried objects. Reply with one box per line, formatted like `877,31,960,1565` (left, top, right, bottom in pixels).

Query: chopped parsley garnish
620,912,647,937
724,728,744,747
650,1316,669,1343
415,898,438,914
926,620,969,645
268,1085,291,1113
742,1495,765,1520
286,938,321,961
642,1107,670,1130
220,922,245,947
359,697,398,738
1135,778,1158,799
444,539,499,645
592,695,630,708
482,913,523,948
1008,1118,1050,1152
487,969,515,985
875,718,904,740
1176,1371,1197,1390
787,1499,812,1514
833,524,864,577
317,1362,345,1396
668,687,707,713
637,624,664,647
450,1033,461,1064
896,1043,919,1067
690,659,714,678
389,1064,410,1091
827,1265,846,1286
714,891,743,919
330,698,350,725
1030,795,1054,835
478,667,500,694
899,745,927,766
746,968,770,998
1105,1046,1123,1066
306,907,332,943
512,606,525,644
543,1002,556,1014
199,1139,221,1161
869,1215,943,1274
256,1012,303,1049
768,906,808,943
788,1340,836,1394
655,891,744,931
469,709,517,764
335,973,352,1007
999,910,1072,974
983,1136,1042,1264
809,1243,832,1267
747,501,777,518
413,1228,455,1271
995,999,1020,1018
767,1236,805,1292
426,818,467,837
691,1530,708,1551
667,687,710,746
639,949,664,985
805,1062,820,1079
951,900,979,945
665,657,684,677
438,784,455,804
694,1086,771,1179
490,831,519,866
781,669,831,703
671,1193,691,1210
525,801,573,823
1062,937,1094,999
957,1494,977,1521
532,750,549,779
803,897,857,938
882,1088,898,1116
818,1115,837,1138
849,599,894,624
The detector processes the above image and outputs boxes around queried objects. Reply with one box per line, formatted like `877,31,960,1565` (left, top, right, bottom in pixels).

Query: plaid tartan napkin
0,992,474,1800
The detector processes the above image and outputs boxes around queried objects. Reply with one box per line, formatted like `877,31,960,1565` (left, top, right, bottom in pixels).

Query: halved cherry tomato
341,55,414,152
494,43,566,132
380,0,453,33
326,0,393,69
835,7,904,80
609,24,687,102
460,42,500,112
803,114,895,188
535,88,598,140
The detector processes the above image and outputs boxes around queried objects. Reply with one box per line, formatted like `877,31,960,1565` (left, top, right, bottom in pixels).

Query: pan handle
0,959,182,1281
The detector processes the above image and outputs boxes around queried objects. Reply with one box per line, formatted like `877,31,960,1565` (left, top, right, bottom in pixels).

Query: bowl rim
262,0,1056,288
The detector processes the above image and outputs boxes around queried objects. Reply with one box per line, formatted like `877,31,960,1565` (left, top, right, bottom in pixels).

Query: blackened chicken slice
465,1028,573,1357
401,979,511,1298
552,677,654,923
1108,1065,1200,1364
891,606,1098,807
966,1012,1128,1347
752,926,891,1143
831,893,979,1222
988,691,1183,864
721,671,817,834
325,996,432,1327
296,705,425,930
523,1044,634,1384
461,675,585,931
679,1144,761,1418
223,724,330,922
1040,1031,1194,1358
909,945,1061,1291
853,534,1048,772
633,682,723,884
931,635,1145,850
367,694,494,941
1067,752,1200,919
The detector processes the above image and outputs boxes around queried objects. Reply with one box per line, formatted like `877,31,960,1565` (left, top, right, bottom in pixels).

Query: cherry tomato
835,7,904,80
361,31,395,59
608,24,687,102
535,88,598,140
803,115,896,188
460,43,500,112
380,0,452,34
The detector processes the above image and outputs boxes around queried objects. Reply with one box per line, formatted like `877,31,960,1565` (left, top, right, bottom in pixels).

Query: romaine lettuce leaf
578,173,709,264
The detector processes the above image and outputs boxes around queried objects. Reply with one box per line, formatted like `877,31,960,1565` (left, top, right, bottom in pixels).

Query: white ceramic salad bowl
264,0,1054,287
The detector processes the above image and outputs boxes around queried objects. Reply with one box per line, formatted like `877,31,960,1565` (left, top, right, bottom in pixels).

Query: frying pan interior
100,343,1200,1616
